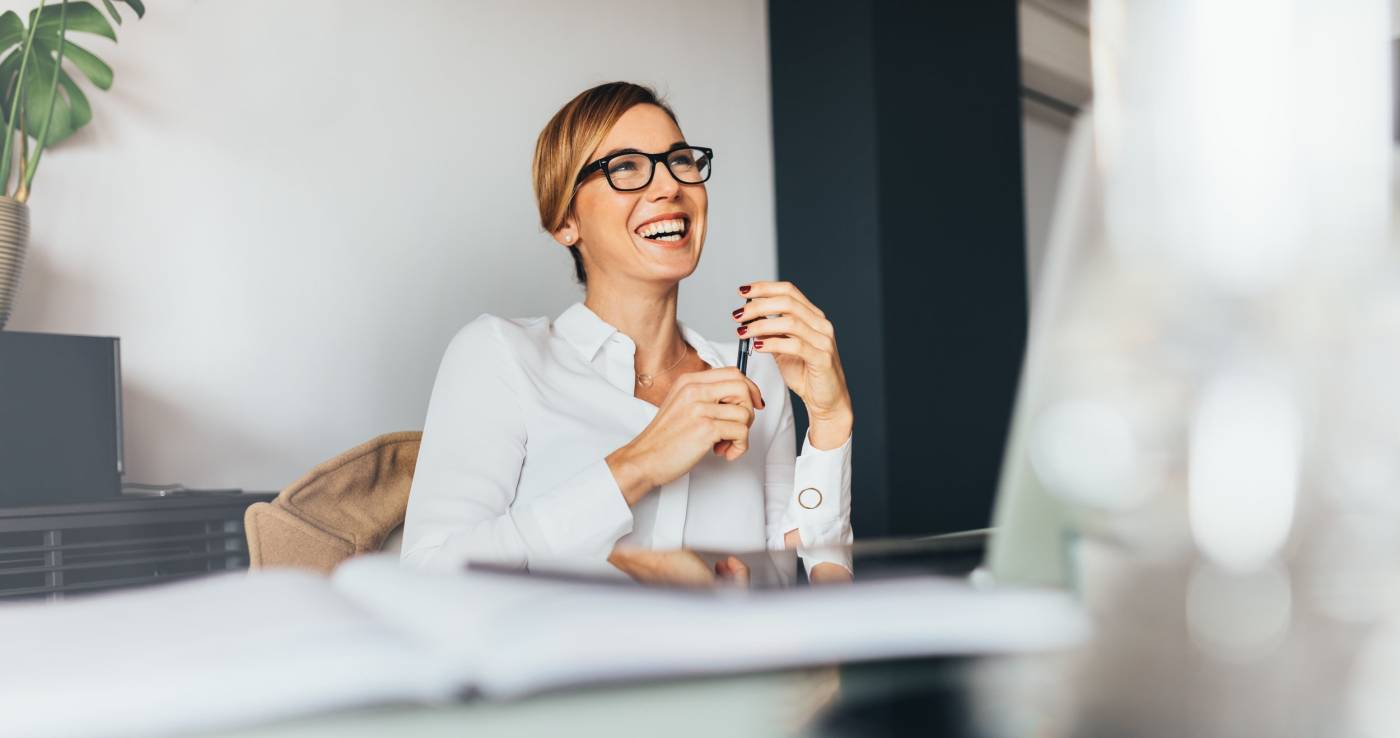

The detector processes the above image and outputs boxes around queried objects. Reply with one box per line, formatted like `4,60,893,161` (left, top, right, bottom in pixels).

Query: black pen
736,298,753,375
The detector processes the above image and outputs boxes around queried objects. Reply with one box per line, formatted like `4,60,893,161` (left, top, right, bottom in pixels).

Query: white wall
4,0,778,491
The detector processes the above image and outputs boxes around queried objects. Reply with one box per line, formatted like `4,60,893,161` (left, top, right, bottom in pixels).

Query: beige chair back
245,431,421,574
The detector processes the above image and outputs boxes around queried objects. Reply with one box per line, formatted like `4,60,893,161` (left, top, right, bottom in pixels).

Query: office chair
245,431,420,574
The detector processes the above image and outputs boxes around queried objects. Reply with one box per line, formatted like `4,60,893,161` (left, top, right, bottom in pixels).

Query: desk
210,669,831,738
0,493,276,601
202,535,997,738
203,659,1002,738
191,529,1375,738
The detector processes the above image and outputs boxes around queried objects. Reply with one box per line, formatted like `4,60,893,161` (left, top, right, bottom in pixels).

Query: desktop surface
196,535,1023,738
200,532,1373,738
202,656,1041,738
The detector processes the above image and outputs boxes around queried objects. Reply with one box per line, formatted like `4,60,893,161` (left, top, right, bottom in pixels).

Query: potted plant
0,0,143,328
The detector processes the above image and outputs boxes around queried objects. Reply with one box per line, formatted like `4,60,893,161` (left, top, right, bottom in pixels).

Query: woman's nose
646,163,683,200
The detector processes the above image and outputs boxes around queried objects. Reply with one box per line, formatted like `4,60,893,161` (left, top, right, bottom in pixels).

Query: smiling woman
400,82,856,586
531,84,707,285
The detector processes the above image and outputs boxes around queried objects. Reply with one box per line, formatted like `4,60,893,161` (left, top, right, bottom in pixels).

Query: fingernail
739,285,751,294
753,340,764,349
737,325,747,336
732,308,744,320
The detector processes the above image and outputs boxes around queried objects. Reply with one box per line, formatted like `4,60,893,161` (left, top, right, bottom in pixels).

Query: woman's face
558,104,708,288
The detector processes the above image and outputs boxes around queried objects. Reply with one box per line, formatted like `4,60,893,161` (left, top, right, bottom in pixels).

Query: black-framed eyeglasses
577,146,713,192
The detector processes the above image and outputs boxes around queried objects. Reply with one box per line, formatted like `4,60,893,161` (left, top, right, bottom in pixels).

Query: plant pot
0,196,29,329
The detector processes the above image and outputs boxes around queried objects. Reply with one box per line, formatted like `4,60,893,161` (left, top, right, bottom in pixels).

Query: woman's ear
552,218,579,247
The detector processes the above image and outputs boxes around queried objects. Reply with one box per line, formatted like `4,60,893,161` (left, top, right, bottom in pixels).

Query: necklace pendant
637,374,654,388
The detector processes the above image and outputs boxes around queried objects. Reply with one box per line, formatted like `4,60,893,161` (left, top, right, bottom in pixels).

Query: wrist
809,562,854,584
605,444,655,506
806,406,853,451
607,547,646,576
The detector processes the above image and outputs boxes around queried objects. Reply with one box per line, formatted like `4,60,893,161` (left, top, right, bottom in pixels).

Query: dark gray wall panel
770,0,1027,537
872,1,1027,536
769,0,890,537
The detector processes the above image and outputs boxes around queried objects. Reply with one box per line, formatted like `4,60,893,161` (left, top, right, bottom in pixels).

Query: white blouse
400,302,853,576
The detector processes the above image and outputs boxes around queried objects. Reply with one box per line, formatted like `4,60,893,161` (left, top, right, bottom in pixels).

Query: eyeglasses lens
606,154,653,190
605,148,711,191
666,148,710,184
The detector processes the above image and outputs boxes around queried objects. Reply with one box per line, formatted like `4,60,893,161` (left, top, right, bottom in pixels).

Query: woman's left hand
733,282,853,450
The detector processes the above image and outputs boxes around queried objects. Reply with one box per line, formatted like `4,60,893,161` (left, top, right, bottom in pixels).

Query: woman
400,82,854,584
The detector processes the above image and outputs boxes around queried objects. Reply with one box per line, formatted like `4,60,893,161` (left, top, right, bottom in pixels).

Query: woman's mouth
635,217,690,243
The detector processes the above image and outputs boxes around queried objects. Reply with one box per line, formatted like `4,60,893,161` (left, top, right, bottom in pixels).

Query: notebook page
332,555,1090,699
0,570,460,738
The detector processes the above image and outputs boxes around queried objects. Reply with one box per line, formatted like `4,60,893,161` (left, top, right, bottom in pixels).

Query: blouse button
798,487,822,509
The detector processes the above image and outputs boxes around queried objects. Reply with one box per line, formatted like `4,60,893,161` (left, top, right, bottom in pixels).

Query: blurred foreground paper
0,569,461,738
332,556,1089,699
0,556,1088,738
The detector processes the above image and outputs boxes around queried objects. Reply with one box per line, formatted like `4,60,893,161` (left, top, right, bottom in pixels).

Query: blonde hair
532,82,679,284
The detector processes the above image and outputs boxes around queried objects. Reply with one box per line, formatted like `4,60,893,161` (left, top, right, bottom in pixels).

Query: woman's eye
669,154,696,167
610,161,638,172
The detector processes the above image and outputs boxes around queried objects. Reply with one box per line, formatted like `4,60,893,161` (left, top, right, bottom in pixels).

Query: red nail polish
737,326,747,336
732,308,744,319
739,285,751,294
753,340,764,349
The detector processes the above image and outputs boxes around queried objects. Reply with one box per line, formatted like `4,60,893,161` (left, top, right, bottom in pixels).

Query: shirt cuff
799,543,854,576
786,431,852,536
512,459,634,559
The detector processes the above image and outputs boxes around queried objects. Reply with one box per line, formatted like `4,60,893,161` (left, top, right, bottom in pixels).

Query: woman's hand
606,368,764,505
608,548,751,588
714,555,751,586
782,530,853,584
733,282,853,450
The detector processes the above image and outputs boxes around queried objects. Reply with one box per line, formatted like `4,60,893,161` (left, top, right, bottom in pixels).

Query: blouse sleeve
400,317,634,573
763,391,854,574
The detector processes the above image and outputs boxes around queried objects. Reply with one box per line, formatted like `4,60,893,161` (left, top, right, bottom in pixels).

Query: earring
565,235,573,243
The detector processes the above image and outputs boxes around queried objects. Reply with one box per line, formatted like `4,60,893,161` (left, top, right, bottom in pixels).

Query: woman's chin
635,255,699,284
633,237,700,279
645,260,700,284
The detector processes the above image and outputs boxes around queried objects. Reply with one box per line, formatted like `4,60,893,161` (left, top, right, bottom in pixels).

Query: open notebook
2,556,1088,738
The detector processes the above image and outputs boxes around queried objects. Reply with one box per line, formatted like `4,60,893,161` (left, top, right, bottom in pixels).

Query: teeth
637,218,688,239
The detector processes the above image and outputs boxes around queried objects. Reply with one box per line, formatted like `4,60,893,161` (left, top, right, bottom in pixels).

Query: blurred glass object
1029,399,1141,511
1186,560,1292,662
1305,514,1400,624
1188,360,1302,573
987,0,1398,733
1350,607,1400,738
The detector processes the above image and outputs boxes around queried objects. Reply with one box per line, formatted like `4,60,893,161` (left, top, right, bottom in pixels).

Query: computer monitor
0,331,123,507
985,110,1096,590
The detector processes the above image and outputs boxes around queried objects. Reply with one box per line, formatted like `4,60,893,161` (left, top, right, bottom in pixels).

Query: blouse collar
553,302,726,369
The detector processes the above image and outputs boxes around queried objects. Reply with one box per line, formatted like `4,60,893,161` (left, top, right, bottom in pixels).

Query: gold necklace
636,342,690,388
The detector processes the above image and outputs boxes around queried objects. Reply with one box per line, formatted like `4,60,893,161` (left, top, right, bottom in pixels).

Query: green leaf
58,68,88,130
34,36,110,90
26,80,72,146
24,52,73,145
32,3,116,43
0,47,23,123
120,0,143,19
0,12,24,50
101,0,120,26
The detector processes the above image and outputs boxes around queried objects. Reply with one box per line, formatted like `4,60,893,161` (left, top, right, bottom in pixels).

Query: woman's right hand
606,367,764,505
607,549,751,589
